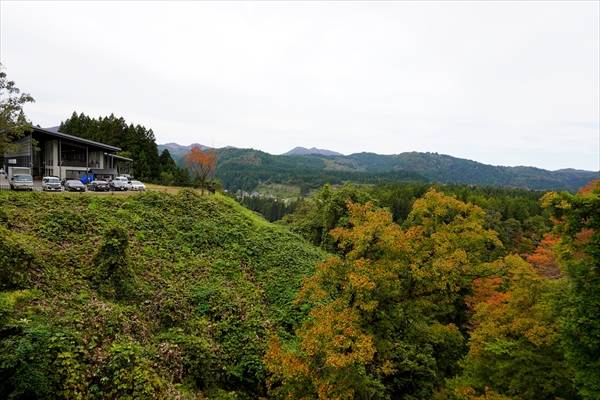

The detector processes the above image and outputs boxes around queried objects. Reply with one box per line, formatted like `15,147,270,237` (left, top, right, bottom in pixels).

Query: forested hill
159,145,597,192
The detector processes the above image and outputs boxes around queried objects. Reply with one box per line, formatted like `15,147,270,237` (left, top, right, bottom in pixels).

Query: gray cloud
1,1,598,170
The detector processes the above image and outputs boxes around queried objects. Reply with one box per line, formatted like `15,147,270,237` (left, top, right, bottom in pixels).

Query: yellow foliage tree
265,190,502,399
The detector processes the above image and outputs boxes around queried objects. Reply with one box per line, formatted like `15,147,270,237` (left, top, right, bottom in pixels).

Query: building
2,126,132,180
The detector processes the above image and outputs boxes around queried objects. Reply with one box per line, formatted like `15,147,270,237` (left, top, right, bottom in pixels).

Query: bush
36,209,89,242
0,228,38,290
92,226,134,299
101,342,166,399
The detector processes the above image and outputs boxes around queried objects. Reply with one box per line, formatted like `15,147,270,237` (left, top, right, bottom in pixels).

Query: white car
113,176,132,190
42,176,62,192
129,180,145,191
10,174,34,191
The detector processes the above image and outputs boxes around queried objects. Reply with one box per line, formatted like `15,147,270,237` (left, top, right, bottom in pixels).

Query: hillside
158,144,596,193
0,190,324,398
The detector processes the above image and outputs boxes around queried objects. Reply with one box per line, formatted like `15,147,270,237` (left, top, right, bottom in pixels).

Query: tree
525,233,561,279
449,256,576,400
184,146,216,188
282,184,373,250
0,65,35,155
542,181,600,400
59,112,161,180
159,149,177,174
265,190,501,399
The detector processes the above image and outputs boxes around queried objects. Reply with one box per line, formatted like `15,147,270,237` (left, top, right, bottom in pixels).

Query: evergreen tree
159,149,177,174
59,112,161,180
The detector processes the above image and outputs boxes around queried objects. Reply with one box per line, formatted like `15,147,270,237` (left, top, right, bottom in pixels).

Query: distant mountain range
159,142,212,155
157,144,598,193
283,147,343,156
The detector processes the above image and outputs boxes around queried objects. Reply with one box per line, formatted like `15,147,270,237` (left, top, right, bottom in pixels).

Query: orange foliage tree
184,146,216,187
525,233,561,279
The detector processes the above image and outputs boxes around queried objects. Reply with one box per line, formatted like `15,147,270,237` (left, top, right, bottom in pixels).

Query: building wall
89,150,104,169
4,130,125,180
41,142,107,179
58,166,92,179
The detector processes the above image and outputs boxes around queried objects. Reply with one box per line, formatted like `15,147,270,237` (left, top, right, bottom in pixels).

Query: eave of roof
34,126,121,152
104,153,133,162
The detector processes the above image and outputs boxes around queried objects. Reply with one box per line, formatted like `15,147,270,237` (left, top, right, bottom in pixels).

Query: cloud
1,0,598,170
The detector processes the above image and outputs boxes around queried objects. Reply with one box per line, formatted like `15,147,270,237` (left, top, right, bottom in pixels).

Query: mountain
283,146,343,156
158,142,212,160
158,143,598,193
0,189,323,398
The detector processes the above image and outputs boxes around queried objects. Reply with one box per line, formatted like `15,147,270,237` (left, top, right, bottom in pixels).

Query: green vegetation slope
0,190,324,399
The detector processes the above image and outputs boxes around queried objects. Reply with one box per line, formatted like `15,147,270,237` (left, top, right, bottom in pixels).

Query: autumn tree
265,190,501,399
542,181,600,400
283,184,373,250
0,65,35,155
184,146,217,188
525,233,561,279
448,255,576,400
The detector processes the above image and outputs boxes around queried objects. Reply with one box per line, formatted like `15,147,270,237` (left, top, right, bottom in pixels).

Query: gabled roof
34,126,121,152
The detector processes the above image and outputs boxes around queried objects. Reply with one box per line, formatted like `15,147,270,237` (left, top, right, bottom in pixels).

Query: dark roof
34,126,121,152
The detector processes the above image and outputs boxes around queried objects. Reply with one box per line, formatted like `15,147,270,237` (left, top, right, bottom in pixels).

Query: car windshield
46,177,59,183
14,175,33,182
68,180,83,186
131,181,142,185
94,181,107,184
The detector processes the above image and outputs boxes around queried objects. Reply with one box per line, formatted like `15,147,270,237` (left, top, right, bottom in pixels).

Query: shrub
0,228,38,290
92,226,134,299
36,209,89,242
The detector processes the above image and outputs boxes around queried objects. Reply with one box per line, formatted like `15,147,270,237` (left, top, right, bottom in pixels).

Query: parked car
88,180,111,192
110,179,129,191
42,176,62,192
10,174,34,191
113,176,132,189
129,180,146,191
63,179,86,192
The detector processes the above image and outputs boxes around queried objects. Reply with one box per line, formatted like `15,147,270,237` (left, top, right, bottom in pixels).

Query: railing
60,160,88,167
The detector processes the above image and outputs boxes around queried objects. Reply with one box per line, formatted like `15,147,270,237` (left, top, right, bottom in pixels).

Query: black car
89,180,110,192
63,179,86,192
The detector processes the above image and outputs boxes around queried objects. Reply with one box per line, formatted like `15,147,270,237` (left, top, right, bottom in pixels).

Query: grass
254,183,302,199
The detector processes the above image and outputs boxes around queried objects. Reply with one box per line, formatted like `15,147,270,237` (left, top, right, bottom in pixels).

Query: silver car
10,174,34,191
110,179,129,191
42,176,62,192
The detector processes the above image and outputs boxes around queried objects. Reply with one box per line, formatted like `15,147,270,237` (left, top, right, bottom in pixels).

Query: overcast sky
1,1,598,170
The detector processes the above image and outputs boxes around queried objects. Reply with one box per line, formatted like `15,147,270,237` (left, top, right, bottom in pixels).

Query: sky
1,1,598,171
